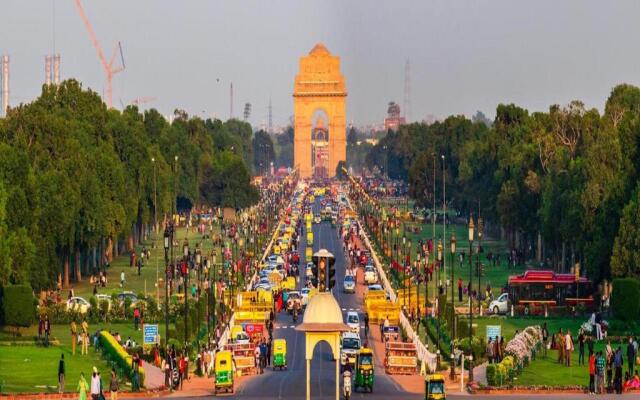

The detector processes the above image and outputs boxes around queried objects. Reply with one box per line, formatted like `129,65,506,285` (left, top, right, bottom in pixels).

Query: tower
1,55,9,116
53,54,61,84
268,97,273,134
45,55,52,85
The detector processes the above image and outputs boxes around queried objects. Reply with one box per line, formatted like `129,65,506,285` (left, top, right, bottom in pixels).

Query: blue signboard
486,325,501,341
143,324,159,345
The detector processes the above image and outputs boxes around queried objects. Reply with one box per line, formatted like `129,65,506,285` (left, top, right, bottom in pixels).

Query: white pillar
461,356,464,392
335,354,339,400
306,358,311,400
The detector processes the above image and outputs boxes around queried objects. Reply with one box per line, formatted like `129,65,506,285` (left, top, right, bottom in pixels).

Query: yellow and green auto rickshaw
425,374,446,400
214,350,234,395
354,347,374,393
273,338,287,370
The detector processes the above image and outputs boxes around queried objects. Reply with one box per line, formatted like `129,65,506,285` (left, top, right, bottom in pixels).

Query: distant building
384,101,405,131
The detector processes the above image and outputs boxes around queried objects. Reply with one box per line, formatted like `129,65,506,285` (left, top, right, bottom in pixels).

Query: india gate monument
293,43,347,179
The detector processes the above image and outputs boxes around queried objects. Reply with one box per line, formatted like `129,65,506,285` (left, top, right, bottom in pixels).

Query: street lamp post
183,240,190,344
417,251,421,335
468,216,475,382
477,218,483,315
436,238,443,359
163,227,171,348
450,235,456,342
408,239,412,319
195,245,202,347
402,236,407,307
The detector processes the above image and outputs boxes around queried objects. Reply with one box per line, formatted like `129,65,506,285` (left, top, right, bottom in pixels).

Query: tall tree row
368,84,640,281
0,80,258,291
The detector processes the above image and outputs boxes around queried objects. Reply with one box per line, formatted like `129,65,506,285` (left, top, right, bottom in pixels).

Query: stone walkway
142,360,165,390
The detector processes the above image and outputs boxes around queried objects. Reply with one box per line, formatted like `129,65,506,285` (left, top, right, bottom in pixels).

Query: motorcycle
343,370,352,400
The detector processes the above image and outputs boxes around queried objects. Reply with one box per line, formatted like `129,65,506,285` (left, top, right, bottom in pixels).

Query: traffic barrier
346,196,437,373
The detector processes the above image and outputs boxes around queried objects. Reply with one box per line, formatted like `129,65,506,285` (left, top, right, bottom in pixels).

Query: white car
364,266,378,284
66,297,91,314
489,293,509,315
343,275,356,293
345,311,360,334
340,332,361,368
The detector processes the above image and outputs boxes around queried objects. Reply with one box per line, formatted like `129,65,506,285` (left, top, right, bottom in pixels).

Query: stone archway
293,43,347,179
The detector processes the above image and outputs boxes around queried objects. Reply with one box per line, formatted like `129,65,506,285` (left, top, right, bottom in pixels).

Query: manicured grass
1,323,168,350
71,225,253,302
0,343,111,393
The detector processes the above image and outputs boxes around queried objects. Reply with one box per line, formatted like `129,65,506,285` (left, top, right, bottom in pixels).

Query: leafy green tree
252,129,275,174
611,185,640,278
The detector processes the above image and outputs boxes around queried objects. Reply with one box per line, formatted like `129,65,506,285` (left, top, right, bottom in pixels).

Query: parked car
346,311,360,334
66,296,91,314
489,293,510,315
343,275,356,294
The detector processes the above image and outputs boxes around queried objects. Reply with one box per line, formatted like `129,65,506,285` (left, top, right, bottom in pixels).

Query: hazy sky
3,0,640,127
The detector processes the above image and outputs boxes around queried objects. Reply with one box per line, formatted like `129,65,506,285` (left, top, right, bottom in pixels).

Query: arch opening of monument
311,110,330,179
293,43,347,179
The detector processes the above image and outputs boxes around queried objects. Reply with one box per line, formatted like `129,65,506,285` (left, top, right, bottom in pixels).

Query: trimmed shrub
99,330,145,387
611,278,640,321
2,284,35,334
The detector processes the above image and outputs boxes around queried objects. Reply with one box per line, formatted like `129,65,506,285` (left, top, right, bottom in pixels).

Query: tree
611,185,640,278
335,160,347,180
2,284,35,334
252,130,275,174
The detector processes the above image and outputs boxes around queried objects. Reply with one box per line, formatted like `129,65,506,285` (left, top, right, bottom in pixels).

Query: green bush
2,285,35,333
611,278,640,321
99,330,145,387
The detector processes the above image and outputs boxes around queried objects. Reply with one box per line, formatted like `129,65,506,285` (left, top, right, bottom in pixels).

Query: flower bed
486,325,542,387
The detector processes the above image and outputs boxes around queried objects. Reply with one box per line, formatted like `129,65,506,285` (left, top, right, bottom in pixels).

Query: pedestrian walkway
141,360,165,390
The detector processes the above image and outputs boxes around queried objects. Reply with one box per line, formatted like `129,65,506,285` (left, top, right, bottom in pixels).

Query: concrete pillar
306,358,311,400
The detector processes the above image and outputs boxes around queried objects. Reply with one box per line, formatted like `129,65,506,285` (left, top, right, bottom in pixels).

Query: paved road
236,198,411,399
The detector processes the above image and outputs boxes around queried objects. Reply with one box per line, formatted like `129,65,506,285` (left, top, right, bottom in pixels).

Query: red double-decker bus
507,270,594,314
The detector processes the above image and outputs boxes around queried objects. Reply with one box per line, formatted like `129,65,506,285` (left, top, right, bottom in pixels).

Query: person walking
109,368,119,400
578,329,585,366
58,353,65,393
557,329,565,364
627,336,636,377
266,338,272,367
607,349,614,393
120,271,125,288
254,345,262,374
71,320,78,356
90,368,101,400
133,307,141,331
363,312,370,337
131,352,140,392
564,329,573,367
77,372,88,400
178,353,185,390
541,323,549,358
596,351,606,394
588,351,596,394
81,318,90,355
486,338,494,364
614,347,624,394
458,278,463,302
44,315,51,347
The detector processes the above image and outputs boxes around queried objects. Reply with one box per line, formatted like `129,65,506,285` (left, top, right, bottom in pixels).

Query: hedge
99,330,145,387
611,278,640,321
2,284,35,332
486,355,516,386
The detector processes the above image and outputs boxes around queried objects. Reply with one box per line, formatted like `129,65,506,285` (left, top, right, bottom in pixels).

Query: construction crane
130,96,157,106
74,0,124,108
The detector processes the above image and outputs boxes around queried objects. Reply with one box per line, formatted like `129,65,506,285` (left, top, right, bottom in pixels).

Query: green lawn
0,344,112,394
71,224,258,302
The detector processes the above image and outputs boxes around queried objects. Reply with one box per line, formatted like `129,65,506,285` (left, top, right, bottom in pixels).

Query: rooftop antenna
229,82,233,119
403,59,412,124
1,55,9,116
74,0,125,108
268,96,273,134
